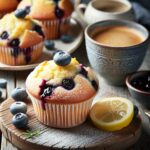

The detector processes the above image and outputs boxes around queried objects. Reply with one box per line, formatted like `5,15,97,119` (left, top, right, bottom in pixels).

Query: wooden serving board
0,98,141,150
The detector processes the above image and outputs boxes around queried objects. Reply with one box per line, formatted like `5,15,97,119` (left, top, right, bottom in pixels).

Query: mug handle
76,4,87,28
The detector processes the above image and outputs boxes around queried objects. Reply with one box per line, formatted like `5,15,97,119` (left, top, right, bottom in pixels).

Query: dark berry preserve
131,75,150,92
8,39,20,47
79,66,88,78
55,6,64,19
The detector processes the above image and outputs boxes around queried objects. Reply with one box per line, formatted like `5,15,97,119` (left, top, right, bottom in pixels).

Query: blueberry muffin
26,51,99,128
0,0,21,18
17,0,74,39
0,13,44,65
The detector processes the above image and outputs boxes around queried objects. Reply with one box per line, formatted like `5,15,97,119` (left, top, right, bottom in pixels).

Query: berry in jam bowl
126,71,150,108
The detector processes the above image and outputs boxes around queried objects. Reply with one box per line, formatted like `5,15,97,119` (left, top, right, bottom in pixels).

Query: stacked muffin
0,13,44,65
26,51,99,128
17,0,74,39
0,0,74,66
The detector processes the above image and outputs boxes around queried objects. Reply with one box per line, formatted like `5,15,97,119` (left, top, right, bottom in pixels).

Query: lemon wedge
90,97,134,131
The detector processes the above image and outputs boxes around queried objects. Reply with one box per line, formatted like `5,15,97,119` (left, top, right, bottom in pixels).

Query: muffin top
0,0,20,13
17,0,74,20
26,51,98,105
0,13,44,48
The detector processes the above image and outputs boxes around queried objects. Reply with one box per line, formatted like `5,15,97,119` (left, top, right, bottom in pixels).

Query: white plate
0,18,83,71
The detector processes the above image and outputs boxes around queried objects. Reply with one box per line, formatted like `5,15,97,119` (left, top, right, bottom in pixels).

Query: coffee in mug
93,26,145,47
95,1,129,13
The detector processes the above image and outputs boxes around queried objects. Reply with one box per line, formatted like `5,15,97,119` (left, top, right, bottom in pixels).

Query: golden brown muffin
17,0,74,39
0,13,44,65
26,59,98,103
18,0,74,20
0,0,19,12
26,54,99,128
0,0,20,18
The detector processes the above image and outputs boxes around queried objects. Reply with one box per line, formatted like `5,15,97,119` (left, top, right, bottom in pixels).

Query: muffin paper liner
0,42,43,66
41,17,70,40
28,91,94,128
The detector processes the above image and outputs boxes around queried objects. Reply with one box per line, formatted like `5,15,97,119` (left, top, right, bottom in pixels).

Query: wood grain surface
0,43,150,150
0,95,142,150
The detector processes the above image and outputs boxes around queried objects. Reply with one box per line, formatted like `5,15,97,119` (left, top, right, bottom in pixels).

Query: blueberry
10,101,27,115
8,39,20,47
0,79,7,88
32,24,44,37
0,31,9,40
15,9,28,18
92,80,98,91
134,105,139,118
14,6,30,18
11,87,28,101
79,67,88,78
25,6,31,14
52,49,62,56
60,34,74,43
53,51,71,66
55,6,64,19
62,79,75,90
12,113,28,129
44,40,55,50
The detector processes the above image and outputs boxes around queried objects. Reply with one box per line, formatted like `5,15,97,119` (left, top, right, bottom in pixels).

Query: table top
0,42,150,150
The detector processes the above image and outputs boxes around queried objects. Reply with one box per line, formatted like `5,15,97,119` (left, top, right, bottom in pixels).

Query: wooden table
0,42,150,150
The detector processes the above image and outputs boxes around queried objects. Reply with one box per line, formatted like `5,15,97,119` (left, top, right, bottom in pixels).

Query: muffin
17,0,74,39
0,0,20,18
26,51,99,128
0,13,44,65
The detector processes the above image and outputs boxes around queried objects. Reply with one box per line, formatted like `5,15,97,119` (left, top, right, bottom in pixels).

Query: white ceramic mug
76,0,135,27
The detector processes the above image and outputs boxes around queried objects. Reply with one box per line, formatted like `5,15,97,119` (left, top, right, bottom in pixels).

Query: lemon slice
90,97,134,131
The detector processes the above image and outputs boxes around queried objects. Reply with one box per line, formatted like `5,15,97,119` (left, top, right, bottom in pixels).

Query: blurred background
75,0,150,30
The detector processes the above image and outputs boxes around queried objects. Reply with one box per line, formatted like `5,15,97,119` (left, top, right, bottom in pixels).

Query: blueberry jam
0,31,9,39
8,38,32,64
39,80,55,110
54,1,65,37
131,75,150,92
62,79,75,90
32,24,44,37
79,65,88,78
11,47,20,57
23,47,32,64
8,39,20,47
92,80,98,91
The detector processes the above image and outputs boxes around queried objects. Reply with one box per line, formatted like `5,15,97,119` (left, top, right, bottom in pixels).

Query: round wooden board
0,18,83,71
0,98,141,150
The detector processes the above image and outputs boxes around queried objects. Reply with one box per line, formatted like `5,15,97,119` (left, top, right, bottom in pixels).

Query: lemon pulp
90,97,134,131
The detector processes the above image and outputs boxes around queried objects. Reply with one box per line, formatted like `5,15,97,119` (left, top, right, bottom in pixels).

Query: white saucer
0,18,83,71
